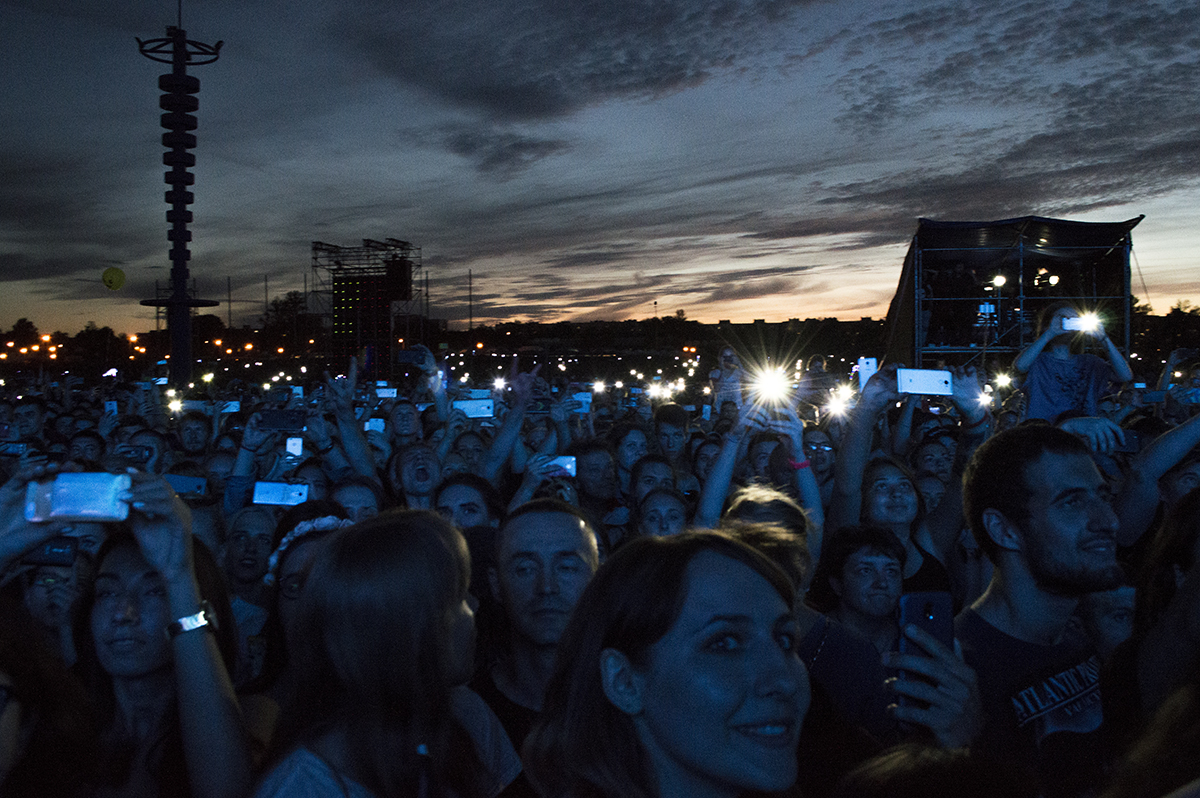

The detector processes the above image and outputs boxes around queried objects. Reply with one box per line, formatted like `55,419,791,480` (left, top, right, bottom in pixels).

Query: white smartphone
252,481,309,506
897,368,953,396
286,436,305,457
549,455,577,477
857,357,878,391
364,418,385,433
25,473,132,523
453,399,494,418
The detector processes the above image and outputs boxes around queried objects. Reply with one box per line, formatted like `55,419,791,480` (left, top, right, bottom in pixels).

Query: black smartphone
897,591,955,710
258,409,307,431
22,536,78,567
114,444,154,464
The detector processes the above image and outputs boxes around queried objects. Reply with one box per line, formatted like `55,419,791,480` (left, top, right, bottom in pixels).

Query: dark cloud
403,123,572,176
740,1,1200,252
704,276,798,302
337,0,821,120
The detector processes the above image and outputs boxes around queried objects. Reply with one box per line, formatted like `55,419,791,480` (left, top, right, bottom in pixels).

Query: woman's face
629,551,809,797
617,430,649,471
864,463,919,530
913,442,952,482
278,538,325,646
332,484,380,525
90,545,173,679
639,493,687,538
223,514,275,586
295,465,329,501
454,433,485,470
802,430,835,476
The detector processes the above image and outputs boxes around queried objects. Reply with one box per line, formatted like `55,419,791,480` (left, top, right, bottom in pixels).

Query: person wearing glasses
803,425,837,510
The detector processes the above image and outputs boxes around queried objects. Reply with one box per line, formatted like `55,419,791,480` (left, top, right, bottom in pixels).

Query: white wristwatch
165,601,217,639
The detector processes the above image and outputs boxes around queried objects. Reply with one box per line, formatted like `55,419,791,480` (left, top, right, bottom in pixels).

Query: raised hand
124,473,194,585
324,357,359,418
884,624,983,748
1059,415,1126,455
861,363,901,413
303,408,334,450
948,364,988,424
241,413,278,456
0,462,67,568
507,357,543,409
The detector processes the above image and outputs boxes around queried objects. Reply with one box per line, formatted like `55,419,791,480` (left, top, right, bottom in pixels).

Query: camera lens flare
752,367,790,404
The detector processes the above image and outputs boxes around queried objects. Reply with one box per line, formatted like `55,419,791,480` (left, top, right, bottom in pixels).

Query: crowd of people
0,302,1197,797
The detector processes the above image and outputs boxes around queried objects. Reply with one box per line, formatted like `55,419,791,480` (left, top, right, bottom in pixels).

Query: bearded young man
958,425,1125,798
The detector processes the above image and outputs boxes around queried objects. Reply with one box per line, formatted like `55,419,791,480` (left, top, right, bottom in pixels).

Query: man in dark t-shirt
959,426,1125,797
471,500,599,756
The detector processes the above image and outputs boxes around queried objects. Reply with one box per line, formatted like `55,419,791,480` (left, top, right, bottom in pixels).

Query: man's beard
1026,532,1123,596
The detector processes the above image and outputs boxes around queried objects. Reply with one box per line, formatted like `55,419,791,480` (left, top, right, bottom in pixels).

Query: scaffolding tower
310,239,427,377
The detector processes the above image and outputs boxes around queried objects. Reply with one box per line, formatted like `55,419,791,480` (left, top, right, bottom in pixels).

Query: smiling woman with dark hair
524,531,810,798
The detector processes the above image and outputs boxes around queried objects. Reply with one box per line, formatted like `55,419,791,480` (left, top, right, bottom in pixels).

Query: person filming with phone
1013,302,1133,422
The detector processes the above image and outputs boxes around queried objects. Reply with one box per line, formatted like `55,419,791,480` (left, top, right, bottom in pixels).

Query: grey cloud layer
340,0,819,120
3,0,1197,329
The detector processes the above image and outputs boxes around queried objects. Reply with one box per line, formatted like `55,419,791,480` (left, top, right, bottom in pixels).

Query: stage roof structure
883,215,1142,369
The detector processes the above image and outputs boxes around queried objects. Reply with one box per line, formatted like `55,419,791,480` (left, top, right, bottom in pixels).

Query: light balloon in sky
102,267,125,291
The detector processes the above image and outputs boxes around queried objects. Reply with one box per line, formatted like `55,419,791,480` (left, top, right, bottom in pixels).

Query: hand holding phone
252,481,309,506
897,368,953,396
885,593,982,748
25,472,133,523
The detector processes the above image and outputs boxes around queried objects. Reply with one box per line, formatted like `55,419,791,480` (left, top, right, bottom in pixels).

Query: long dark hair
0,597,95,797
72,529,236,795
267,509,489,797
523,531,795,798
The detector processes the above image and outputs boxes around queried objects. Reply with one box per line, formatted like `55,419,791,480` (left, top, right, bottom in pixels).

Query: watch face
169,601,216,638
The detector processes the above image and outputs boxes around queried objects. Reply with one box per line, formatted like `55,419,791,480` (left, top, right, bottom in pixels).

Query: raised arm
923,366,990,565
0,463,66,578
126,474,253,798
1095,323,1134,383
826,363,900,538
890,394,918,458
775,405,826,562
1014,317,1063,374
480,360,541,484
1113,411,1200,546
325,358,379,484
693,406,764,529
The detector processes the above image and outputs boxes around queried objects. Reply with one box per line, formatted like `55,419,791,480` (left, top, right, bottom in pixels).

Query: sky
2,0,1198,336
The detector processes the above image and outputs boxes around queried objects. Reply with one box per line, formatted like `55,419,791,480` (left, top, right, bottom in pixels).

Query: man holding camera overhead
1014,302,1133,422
